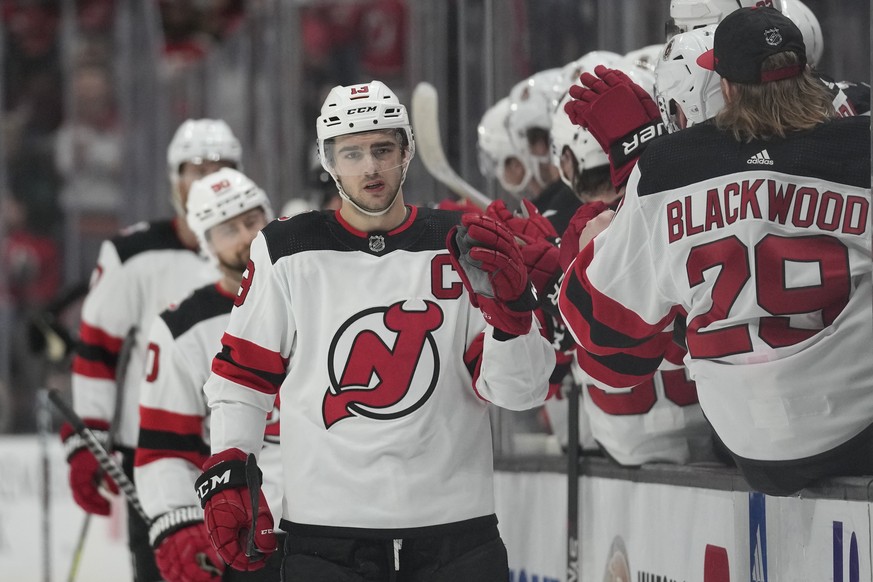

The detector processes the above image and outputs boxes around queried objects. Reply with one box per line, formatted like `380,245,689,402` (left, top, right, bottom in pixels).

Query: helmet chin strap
332,162,410,218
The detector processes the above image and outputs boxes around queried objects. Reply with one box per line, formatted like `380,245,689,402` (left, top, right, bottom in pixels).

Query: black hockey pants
279,521,508,582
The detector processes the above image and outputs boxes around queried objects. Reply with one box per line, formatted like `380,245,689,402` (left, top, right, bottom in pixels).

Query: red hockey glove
565,65,664,188
60,419,119,515
518,235,561,297
558,201,611,274
151,508,224,582
447,214,538,336
195,448,276,572
485,199,558,242
437,198,485,215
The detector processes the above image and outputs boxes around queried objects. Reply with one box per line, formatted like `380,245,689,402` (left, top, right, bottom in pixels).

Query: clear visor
321,129,413,178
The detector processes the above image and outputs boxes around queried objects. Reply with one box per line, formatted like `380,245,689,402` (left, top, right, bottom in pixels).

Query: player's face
208,208,268,273
503,156,527,187
178,160,238,209
332,131,406,213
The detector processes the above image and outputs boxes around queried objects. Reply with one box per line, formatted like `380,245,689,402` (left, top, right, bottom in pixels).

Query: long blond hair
715,52,835,142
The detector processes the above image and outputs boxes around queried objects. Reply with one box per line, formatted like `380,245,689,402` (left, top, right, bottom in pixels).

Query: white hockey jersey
135,283,282,523
577,342,715,466
559,117,872,462
204,206,554,535
72,219,218,449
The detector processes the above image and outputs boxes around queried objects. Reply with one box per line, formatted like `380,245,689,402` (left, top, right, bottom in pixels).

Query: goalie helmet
167,119,243,215
780,0,823,65
186,167,274,263
506,68,565,189
477,97,529,195
315,80,414,216
654,25,725,133
667,0,783,37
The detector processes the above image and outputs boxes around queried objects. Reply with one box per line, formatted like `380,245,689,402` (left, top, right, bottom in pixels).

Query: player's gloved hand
517,235,561,298
195,448,276,572
60,419,119,515
485,199,558,242
565,65,664,188
447,214,538,336
151,508,225,582
437,198,485,215
558,201,611,274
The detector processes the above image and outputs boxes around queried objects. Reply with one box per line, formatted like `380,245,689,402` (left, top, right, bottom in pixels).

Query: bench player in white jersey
559,8,872,496
134,168,281,581
192,80,554,581
61,119,242,581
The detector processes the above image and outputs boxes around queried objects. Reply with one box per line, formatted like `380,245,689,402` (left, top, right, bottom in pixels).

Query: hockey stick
411,82,492,210
48,389,150,523
244,453,264,560
566,382,581,582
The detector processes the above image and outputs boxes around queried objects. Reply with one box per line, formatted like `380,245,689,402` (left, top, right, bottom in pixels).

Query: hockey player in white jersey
61,119,242,581
135,168,280,581
559,8,872,495
193,80,554,581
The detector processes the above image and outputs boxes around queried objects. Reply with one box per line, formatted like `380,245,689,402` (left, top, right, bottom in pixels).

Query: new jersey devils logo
322,300,444,429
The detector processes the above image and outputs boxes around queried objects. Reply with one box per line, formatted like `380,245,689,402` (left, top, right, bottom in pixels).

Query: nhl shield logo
369,235,386,252
764,27,782,47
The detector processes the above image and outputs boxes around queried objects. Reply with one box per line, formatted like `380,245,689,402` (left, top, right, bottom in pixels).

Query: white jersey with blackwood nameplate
72,219,219,449
560,116,872,462
135,283,282,522
204,206,554,534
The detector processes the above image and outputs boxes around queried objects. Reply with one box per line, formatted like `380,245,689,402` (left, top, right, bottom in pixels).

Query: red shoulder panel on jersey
559,244,677,357
211,332,288,395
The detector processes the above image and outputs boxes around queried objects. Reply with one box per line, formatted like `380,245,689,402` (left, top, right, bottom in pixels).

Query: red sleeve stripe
134,447,207,469
211,333,288,395
463,333,488,402
71,357,116,380
79,322,124,353
575,343,666,389
139,406,204,435
559,244,676,357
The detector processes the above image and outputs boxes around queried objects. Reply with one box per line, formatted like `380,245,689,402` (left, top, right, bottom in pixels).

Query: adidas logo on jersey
747,149,774,165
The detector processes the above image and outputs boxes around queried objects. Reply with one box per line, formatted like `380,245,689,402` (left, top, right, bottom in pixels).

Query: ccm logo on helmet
347,106,378,114
196,469,231,499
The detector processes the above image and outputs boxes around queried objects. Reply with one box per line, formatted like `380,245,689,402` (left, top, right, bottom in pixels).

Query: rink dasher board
0,435,132,582
495,456,873,582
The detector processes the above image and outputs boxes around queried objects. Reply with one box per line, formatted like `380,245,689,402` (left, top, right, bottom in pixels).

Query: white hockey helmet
316,80,414,216
654,25,725,133
167,119,243,215
477,97,529,195
667,0,783,37
186,167,274,262
550,91,608,194
624,44,666,74
506,68,566,188
557,50,625,96
780,0,823,65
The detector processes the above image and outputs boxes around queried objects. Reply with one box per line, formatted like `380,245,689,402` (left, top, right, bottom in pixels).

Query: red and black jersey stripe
135,407,209,468
212,332,289,395
72,322,124,380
